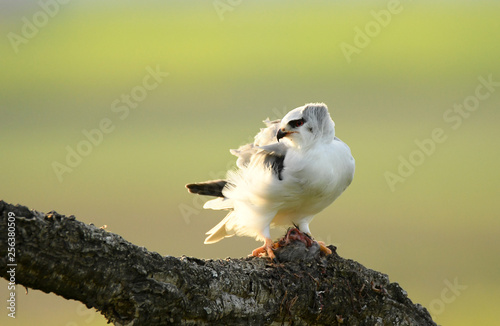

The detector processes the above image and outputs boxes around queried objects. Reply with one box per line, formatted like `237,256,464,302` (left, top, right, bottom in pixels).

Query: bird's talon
316,240,332,255
251,239,275,259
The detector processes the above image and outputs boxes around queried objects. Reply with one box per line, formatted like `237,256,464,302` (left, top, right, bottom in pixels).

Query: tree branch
0,200,436,325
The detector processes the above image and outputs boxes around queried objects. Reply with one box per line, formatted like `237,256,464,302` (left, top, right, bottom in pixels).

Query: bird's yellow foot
316,240,332,255
250,238,276,260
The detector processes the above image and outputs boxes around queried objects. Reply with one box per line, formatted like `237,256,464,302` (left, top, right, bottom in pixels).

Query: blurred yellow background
1,1,499,325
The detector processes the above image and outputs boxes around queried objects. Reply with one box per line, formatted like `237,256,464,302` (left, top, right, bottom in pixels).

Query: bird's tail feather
204,213,234,244
203,197,233,210
185,180,227,197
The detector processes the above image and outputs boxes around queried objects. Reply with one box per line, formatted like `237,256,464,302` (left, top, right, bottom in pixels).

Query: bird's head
277,103,335,148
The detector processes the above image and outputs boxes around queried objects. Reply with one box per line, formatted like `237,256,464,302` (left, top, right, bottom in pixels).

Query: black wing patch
264,153,285,181
185,180,227,197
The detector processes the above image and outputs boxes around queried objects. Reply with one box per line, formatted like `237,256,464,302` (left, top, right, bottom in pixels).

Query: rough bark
0,200,436,325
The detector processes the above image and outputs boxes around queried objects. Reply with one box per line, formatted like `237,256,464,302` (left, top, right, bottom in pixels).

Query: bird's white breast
275,139,354,221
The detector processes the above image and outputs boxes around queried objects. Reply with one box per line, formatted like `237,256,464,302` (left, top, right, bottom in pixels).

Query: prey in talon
274,227,333,256
185,103,355,259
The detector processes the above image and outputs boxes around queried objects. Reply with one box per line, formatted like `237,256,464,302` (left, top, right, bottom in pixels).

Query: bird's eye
289,119,305,128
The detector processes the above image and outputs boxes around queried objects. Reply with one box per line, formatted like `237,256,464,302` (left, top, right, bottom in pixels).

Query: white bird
186,103,355,259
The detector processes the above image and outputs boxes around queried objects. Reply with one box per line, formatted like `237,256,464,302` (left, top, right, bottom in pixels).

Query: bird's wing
190,117,294,243
230,118,287,169
186,119,287,200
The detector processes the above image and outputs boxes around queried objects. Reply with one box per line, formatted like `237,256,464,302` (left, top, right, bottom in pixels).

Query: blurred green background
1,1,499,325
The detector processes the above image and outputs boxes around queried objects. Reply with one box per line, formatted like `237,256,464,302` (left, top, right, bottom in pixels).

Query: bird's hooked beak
277,128,288,142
